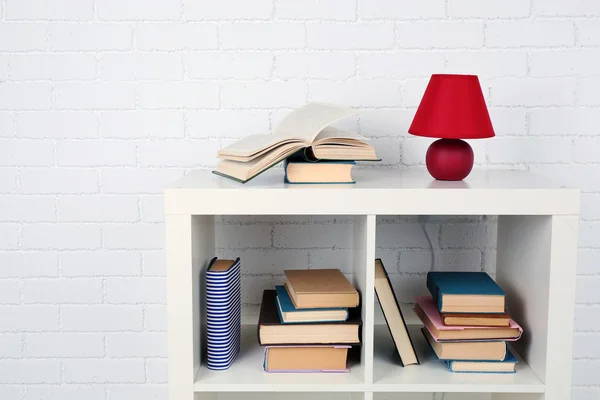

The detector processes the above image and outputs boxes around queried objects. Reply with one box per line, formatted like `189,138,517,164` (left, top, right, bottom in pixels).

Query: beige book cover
284,269,359,309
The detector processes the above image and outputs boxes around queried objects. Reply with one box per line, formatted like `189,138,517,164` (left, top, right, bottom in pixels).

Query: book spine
426,273,442,311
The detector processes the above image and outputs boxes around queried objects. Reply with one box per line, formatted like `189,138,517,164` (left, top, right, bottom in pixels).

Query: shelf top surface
165,168,580,215
169,168,570,191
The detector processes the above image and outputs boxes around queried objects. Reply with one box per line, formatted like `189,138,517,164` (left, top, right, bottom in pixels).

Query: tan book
264,346,350,372
442,312,511,327
284,269,359,309
422,328,508,361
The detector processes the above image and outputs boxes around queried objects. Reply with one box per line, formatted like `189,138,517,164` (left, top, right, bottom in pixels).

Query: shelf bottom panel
193,325,545,393
373,325,546,393
194,325,366,392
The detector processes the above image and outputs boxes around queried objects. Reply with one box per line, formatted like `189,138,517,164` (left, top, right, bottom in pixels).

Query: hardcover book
422,328,508,361
441,312,511,327
205,257,242,370
374,259,419,366
258,290,361,345
275,285,349,324
214,103,379,183
263,345,351,373
284,156,356,184
445,350,518,373
284,269,359,309
415,296,522,341
426,271,506,313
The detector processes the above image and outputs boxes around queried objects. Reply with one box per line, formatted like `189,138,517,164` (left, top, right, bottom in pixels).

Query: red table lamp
409,74,495,181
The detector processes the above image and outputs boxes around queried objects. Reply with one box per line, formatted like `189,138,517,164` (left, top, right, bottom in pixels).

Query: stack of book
416,271,523,374
214,103,380,184
257,269,361,372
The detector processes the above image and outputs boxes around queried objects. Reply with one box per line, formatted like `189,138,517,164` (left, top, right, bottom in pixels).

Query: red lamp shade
408,74,495,139
408,74,495,181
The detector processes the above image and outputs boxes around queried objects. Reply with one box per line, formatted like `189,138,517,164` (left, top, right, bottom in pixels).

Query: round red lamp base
425,139,474,181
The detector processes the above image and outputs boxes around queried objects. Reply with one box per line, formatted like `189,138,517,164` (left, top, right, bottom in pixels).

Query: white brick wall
0,0,599,399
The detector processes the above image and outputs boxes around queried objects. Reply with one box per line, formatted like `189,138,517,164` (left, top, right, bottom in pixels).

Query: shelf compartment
193,325,367,392
372,325,545,394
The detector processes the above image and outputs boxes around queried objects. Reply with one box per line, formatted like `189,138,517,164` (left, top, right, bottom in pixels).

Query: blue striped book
206,257,241,370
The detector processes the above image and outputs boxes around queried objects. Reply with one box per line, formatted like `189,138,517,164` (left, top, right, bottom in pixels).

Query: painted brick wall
0,0,598,399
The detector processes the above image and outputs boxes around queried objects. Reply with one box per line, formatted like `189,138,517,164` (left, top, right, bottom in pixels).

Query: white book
214,103,379,183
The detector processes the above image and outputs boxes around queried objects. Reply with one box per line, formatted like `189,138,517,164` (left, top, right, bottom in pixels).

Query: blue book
206,257,242,371
445,350,518,374
426,272,506,314
275,285,348,324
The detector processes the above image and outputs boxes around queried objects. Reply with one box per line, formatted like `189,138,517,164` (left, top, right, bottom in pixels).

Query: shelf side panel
497,215,578,400
496,216,551,383
545,215,578,400
167,214,215,400
353,215,376,384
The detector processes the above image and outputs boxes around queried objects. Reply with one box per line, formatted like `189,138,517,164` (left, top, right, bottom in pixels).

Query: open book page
217,103,357,158
217,134,301,158
219,142,301,162
274,103,357,141
312,127,370,144
216,143,304,181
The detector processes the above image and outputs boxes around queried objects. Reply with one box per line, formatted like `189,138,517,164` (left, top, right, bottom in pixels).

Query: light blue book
426,271,506,313
445,350,518,374
275,285,348,324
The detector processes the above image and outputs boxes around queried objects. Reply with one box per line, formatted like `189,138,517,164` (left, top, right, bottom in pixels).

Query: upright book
205,257,242,370
427,271,506,313
258,290,361,345
284,269,359,309
374,259,419,366
214,103,379,183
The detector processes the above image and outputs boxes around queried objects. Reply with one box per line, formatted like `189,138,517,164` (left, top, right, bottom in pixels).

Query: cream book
214,103,379,183
374,259,419,366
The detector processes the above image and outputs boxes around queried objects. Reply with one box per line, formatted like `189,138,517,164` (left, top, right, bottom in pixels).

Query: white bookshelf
165,169,580,400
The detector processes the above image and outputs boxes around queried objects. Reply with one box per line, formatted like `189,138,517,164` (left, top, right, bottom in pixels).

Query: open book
214,103,379,183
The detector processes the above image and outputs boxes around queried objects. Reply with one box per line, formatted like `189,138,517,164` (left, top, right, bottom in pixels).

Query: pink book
415,296,523,342
263,345,351,373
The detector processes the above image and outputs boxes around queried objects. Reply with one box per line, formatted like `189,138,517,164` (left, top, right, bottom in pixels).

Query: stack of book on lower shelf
257,269,361,372
416,272,523,374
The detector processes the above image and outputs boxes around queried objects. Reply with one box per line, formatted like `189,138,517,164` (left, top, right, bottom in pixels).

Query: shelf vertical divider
166,214,215,400
352,215,376,385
